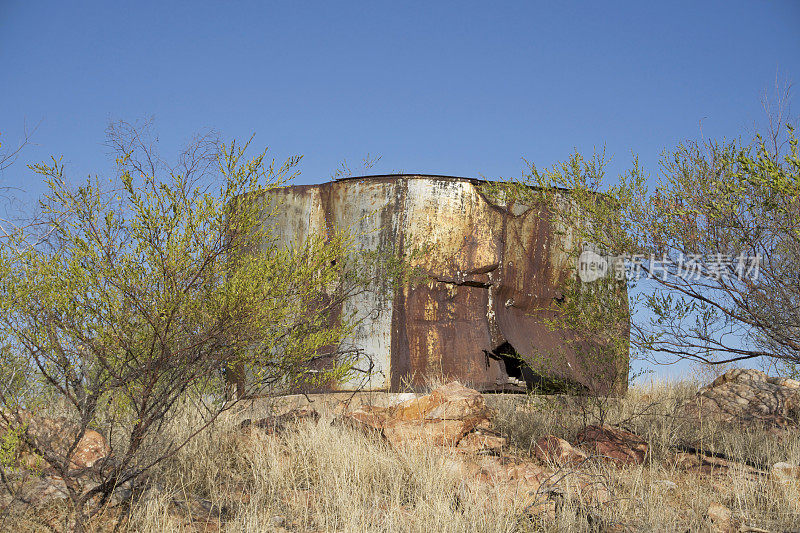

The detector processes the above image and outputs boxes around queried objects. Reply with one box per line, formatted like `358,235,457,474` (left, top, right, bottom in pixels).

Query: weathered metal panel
396,178,507,390
326,179,400,390
260,175,629,394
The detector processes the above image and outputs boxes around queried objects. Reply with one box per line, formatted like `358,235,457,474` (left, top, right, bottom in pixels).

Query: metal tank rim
322,174,577,197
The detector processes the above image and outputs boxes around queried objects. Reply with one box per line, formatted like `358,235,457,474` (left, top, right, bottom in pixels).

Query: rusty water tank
263,174,629,394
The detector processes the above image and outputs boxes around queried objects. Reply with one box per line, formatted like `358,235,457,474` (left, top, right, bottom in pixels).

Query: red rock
574,425,648,465
707,502,739,533
392,381,488,422
71,429,109,469
338,381,492,449
771,462,800,511
456,431,506,453
382,418,471,448
534,435,588,466
392,394,440,421
2,412,111,472
466,456,547,507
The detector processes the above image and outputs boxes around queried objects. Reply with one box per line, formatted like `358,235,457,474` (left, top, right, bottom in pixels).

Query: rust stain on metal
262,175,629,395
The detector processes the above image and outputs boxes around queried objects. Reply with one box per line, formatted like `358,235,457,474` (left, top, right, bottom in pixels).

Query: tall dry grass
491,379,800,530
10,380,797,532
129,409,530,532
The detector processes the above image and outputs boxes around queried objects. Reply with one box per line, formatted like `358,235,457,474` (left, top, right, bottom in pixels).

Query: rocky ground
1,369,799,532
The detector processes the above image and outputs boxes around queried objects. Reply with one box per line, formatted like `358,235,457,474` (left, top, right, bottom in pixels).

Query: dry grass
6,380,800,532
128,410,529,532
492,379,800,531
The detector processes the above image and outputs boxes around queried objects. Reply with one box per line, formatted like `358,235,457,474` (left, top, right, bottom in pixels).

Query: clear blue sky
2,1,799,379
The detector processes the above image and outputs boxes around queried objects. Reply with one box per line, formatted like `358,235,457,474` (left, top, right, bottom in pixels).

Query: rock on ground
239,407,320,434
340,381,501,449
336,381,614,520
534,435,588,466
771,462,800,512
443,454,554,518
771,461,800,485
707,502,737,533
686,368,800,428
574,425,648,465
670,452,762,480
2,412,111,471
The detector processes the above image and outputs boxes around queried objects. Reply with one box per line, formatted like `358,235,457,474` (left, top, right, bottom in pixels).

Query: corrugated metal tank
261,175,629,395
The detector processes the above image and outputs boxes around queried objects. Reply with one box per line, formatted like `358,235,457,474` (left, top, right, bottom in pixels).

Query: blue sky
2,1,799,379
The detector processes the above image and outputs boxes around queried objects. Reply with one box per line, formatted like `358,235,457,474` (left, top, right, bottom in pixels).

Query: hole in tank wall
490,342,582,394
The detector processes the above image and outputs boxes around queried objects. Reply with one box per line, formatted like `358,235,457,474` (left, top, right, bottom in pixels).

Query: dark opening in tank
491,342,581,394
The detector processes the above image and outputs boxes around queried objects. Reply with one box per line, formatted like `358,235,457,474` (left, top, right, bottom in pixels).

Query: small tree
496,119,799,379
0,122,393,530
483,154,632,409
628,129,800,369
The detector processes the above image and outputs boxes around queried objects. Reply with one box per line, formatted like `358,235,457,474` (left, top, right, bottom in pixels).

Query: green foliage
0,122,406,528
493,123,800,373
0,137,349,406
0,423,24,469
484,153,632,396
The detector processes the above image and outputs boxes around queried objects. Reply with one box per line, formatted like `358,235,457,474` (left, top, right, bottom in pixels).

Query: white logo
578,247,608,283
